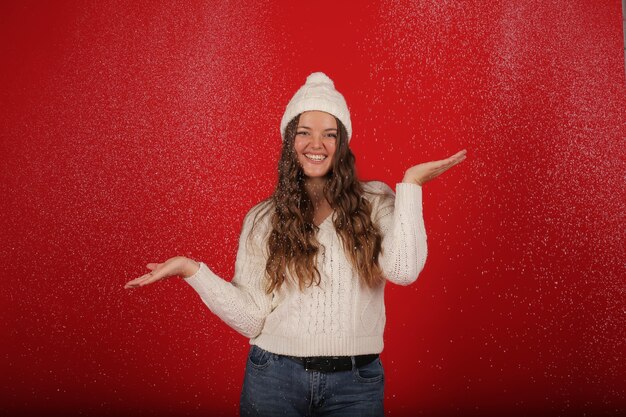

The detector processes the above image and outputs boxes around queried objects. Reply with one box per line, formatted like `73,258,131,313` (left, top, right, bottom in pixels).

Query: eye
326,133,338,138
296,131,309,136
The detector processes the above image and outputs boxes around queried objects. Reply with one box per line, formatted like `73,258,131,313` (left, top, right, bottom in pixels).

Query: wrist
183,258,200,278
402,175,422,186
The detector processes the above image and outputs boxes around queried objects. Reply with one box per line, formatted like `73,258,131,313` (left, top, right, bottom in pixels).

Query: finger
137,272,160,287
125,274,148,286
451,155,466,165
424,152,466,182
126,277,153,289
436,158,457,170
447,149,466,160
424,152,461,169
446,150,466,163
431,158,455,169
430,150,465,166
446,151,466,164
451,149,467,158
443,156,465,171
124,277,146,289
433,157,463,175
125,273,155,288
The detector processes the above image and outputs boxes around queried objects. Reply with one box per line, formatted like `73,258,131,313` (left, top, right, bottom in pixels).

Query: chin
303,169,333,179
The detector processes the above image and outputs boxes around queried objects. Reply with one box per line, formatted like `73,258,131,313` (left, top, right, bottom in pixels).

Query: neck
303,177,328,206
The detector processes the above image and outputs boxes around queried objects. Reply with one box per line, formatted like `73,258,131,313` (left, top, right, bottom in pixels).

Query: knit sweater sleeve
182,207,272,338
374,182,428,286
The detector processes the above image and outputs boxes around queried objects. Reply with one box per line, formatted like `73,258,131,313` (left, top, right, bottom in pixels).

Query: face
294,111,338,179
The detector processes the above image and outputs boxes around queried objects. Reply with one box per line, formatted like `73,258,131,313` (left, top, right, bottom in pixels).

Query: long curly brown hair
249,113,386,293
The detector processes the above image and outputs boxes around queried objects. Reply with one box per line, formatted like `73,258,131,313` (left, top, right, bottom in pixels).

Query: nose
310,134,323,148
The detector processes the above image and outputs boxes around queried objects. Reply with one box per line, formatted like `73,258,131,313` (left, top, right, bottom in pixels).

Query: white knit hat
280,72,352,142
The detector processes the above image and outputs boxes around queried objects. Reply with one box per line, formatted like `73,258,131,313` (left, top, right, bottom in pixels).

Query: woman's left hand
402,149,467,186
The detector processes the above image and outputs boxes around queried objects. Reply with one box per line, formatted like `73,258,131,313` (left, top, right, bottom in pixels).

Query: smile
305,154,327,161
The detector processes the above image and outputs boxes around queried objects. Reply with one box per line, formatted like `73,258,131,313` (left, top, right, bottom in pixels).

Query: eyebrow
296,126,338,131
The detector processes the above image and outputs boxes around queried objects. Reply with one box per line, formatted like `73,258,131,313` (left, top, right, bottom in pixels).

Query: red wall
2,1,624,416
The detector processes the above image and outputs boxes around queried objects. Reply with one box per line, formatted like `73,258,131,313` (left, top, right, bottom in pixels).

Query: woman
125,72,466,416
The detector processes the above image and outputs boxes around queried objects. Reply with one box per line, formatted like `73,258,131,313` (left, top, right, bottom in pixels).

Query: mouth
304,154,327,162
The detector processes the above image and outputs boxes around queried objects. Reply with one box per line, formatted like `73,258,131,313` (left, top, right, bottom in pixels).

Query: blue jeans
240,345,385,416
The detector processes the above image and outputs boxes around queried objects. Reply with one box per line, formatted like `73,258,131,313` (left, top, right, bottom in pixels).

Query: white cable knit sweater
183,181,427,356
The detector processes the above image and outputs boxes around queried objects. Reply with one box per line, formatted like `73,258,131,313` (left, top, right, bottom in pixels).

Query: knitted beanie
280,72,352,142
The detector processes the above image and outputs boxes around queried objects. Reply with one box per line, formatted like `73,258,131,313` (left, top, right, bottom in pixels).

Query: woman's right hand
124,256,199,289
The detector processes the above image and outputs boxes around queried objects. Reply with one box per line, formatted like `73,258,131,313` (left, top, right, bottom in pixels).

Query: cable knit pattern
184,181,427,356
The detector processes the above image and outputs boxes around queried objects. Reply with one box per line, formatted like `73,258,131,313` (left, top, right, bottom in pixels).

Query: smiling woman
294,111,338,226
295,111,338,175
124,72,466,416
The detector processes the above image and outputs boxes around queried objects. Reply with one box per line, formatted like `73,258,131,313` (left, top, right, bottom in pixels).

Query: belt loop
350,355,356,370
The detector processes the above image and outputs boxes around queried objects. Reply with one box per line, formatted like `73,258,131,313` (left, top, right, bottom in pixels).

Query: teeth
305,154,326,161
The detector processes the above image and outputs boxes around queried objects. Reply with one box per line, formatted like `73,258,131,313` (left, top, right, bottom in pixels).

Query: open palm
124,256,190,289
403,149,467,186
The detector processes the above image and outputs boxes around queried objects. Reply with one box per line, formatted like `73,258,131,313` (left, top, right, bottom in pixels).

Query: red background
1,1,625,416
